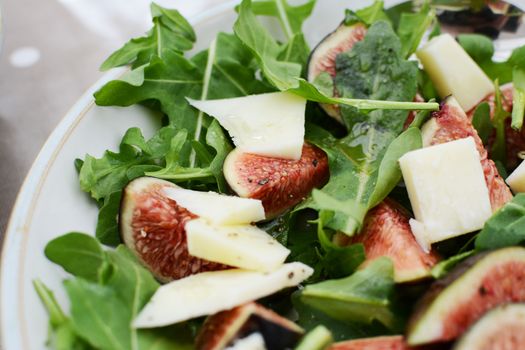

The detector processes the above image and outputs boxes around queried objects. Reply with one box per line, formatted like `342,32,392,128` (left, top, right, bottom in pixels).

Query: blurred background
0,0,225,234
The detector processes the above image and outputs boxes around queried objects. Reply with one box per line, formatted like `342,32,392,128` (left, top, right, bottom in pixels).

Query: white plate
3,0,519,348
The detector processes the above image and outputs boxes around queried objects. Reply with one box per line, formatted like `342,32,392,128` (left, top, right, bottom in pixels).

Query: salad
35,0,525,349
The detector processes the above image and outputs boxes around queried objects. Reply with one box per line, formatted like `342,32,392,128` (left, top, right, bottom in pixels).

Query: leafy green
42,233,195,350
45,233,105,282
344,1,389,26
490,81,511,164
96,191,123,246
294,325,333,350
234,0,438,112
512,68,525,130
431,250,475,279
471,102,492,144
475,194,525,250
396,2,435,58
458,34,494,63
100,3,195,71
34,280,93,350
247,0,316,39
299,258,396,328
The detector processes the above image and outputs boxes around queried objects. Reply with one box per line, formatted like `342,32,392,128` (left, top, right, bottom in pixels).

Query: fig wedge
329,336,426,350
406,247,525,346
119,177,226,282
453,303,525,350
196,302,303,350
307,23,367,121
223,144,329,218
348,199,440,283
421,96,512,210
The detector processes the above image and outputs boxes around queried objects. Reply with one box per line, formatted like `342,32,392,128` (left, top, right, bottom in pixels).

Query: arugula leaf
299,258,396,329
234,0,438,112
475,194,525,250
396,2,435,58
42,234,195,350
471,102,492,144
344,1,389,26
34,280,93,350
512,68,525,130
431,250,475,279
96,191,123,246
247,0,316,39
100,3,195,71
490,81,511,164
45,233,106,282
458,34,494,62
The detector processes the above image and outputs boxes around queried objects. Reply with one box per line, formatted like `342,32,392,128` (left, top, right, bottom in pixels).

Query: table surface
0,0,225,236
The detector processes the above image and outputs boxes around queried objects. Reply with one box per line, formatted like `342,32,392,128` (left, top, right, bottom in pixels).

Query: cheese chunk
226,333,266,350
134,262,313,328
186,219,289,272
416,34,494,112
163,187,265,225
399,137,492,251
188,92,306,160
506,159,525,193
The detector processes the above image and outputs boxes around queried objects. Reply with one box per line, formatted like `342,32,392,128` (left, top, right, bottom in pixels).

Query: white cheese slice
163,187,265,225
186,218,289,272
187,92,306,160
506,159,525,193
416,34,494,112
226,333,267,350
134,262,313,328
399,137,492,251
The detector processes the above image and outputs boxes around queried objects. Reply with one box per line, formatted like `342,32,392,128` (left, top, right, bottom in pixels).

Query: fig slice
195,302,303,350
406,247,525,346
307,23,367,121
347,199,440,283
329,336,414,350
119,177,227,282
223,144,329,218
453,303,525,350
421,96,512,211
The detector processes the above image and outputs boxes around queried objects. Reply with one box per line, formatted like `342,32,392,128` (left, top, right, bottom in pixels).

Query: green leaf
490,81,511,165
475,194,525,250
368,127,422,208
96,191,123,246
397,3,435,58
234,0,437,112
344,1,389,26
512,68,525,130
295,325,333,350
471,102,492,144
60,243,194,350
300,258,396,328
45,233,105,282
248,0,316,39
304,22,419,235
431,250,475,279
34,280,93,350
457,34,495,63
100,3,195,71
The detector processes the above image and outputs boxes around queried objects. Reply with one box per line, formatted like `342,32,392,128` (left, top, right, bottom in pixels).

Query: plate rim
0,1,240,349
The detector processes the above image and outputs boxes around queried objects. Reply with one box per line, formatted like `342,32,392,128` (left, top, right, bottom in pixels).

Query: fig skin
406,247,525,346
195,302,303,350
223,144,329,218
307,22,367,122
422,96,512,211
453,303,525,350
345,199,440,283
119,177,226,282
328,335,439,350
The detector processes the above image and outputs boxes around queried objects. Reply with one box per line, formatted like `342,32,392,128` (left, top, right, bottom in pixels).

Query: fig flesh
195,302,303,350
347,199,440,283
329,336,417,350
119,177,226,282
421,96,512,211
406,247,525,346
307,23,367,121
223,144,329,218
453,303,525,350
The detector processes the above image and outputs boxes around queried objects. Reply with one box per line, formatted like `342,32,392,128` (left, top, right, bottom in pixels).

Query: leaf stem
332,97,439,111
